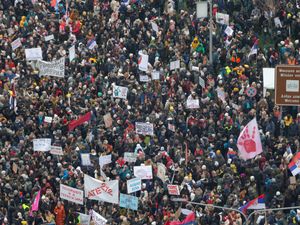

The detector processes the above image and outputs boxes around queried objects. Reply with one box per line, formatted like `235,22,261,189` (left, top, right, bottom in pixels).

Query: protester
0,0,300,225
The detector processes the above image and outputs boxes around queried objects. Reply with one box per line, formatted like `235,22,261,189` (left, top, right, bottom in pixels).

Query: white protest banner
199,77,205,88
25,48,43,61
33,138,51,152
113,85,128,99
44,116,53,123
151,21,159,33
90,210,107,225
69,45,76,62
81,153,92,166
78,213,91,225
50,146,63,156
99,155,112,167
119,193,139,211
127,177,141,194
167,184,180,195
60,184,84,205
45,34,54,42
103,113,113,128
151,71,160,80
139,75,150,82
224,26,234,36
170,60,180,70
84,174,119,204
134,165,153,179
263,68,275,89
37,57,65,78
135,122,154,136
157,163,167,182
138,52,149,72
186,99,200,109
124,152,137,163
216,12,229,25
11,38,22,51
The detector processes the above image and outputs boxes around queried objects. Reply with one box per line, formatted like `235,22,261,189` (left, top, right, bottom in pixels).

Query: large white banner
25,48,43,60
33,138,51,152
60,184,84,205
78,213,91,225
84,174,119,204
134,165,153,179
127,177,141,194
135,122,154,136
113,85,128,99
138,52,149,72
90,210,107,225
37,57,65,78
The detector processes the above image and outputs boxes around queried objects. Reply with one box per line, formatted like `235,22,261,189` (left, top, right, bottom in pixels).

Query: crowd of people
0,0,300,224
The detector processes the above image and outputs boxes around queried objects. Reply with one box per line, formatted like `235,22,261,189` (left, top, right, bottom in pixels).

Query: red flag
51,0,56,7
164,212,196,225
68,112,91,131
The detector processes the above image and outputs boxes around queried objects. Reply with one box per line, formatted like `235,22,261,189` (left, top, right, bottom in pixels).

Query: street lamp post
209,0,213,65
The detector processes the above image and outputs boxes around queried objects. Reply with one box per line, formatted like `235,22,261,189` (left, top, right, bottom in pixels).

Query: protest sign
113,85,128,99
60,184,84,205
216,12,229,25
263,68,275,89
157,163,167,182
151,71,160,80
224,26,234,36
134,165,153,179
199,77,205,88
217,88,226,102
167,185,180,195
124,152,137,163
135,122,154,136
127,177,141,194
11,38,22,51
274,17,282,27
69,45,76,62
45,34,54,41
99,155,112,167
170,60,180,70
103,113,112,128
50,146,63,155
81,154,92,166
186,99,200,109
138,52,149,72
78,213,91,225
119,193,139,211
168,123,175,132
139,75,150,82
44,116,53,123
90,210,107,225
37,57,65,78
12,163,18,174
33,138,51,152
151,21,159,33
87,40,97,50
84,174,119,204
25,48,43,61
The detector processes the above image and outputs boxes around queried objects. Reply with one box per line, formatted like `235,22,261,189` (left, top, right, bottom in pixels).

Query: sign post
275,65,300,106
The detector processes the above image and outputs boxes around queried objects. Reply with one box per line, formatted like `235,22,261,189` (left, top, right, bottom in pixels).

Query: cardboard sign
139,75,150,82
167,185,180,195
134,165,153,179
25,48,43,61
99,155,112,167
103,113,112,128
81,153,92,166
170,60,180,70
186,99,200,109
60,184,84,205
50,146,63,155
138,52,149,72
33,138,51,152
45,34,54,42
119,193,139,211
127,177,141,194
37,57,65,78
124,152,137,163
224,26,234,36
135,122,154,136
113,85,128,99
151,71,160,80
44,116,53,123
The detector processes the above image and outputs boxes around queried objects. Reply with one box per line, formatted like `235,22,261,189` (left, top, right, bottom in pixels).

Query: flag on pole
239,194,265,214
29,190,41,216
248,39,259,58
68,112,92,131
164,212,196,225
288,152,300,176
237,118,263,160
9,81,17,113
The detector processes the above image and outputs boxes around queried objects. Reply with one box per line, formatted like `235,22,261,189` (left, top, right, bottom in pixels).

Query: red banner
68,112,91,131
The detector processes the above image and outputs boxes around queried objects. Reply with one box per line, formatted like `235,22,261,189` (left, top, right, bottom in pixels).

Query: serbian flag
237,118,263,160
68,111,92,131
239,194,265,214
164,212,196,225
29,190,41,216
288,152,300,176
248,39,259,58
